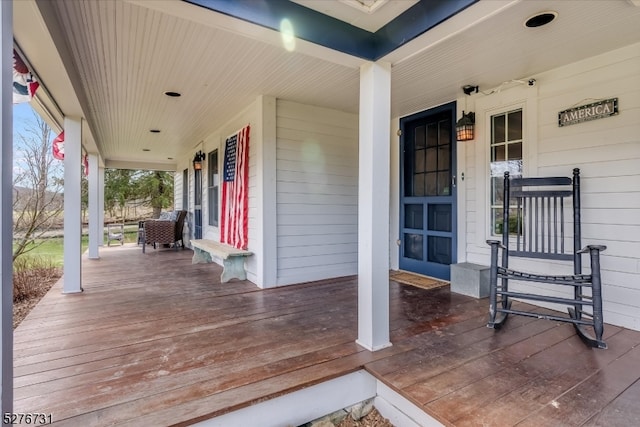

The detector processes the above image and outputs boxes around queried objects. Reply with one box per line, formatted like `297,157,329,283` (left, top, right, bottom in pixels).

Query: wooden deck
13,245,640,426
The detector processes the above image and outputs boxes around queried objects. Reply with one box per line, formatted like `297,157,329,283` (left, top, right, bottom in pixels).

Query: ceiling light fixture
525,11,557,28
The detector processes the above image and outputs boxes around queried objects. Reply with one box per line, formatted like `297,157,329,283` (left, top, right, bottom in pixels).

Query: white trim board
192,370,444,427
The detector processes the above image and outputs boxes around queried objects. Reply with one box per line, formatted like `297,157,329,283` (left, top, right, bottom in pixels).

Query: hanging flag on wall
13,49,39,104
220,125,250,250
52,132,64,160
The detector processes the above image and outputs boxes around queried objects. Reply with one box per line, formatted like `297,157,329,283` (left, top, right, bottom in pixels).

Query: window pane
493,176,504,205
427,236,451,265
427,123,438,147
438,144,450,170
437,171,450,196
428,204,451,232
493,115,505,143
404,204,423,229
508,110,522,141
415,125,426,149
208,150,219,226
404,233,423,260
425,172,437,196
508,142,522,160
492,145,505,162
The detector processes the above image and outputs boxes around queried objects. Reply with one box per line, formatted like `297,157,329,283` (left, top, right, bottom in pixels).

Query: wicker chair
142,210,187,253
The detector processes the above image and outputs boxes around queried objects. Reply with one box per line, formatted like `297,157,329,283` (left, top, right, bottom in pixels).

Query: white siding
276,100,359,285
461,42,640,331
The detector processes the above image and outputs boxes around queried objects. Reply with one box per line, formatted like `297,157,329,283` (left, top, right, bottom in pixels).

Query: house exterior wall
390,42,640,331
389,44,640,330
275,100,359,285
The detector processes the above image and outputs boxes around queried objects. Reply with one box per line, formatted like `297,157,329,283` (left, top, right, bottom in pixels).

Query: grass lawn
16,230,139,266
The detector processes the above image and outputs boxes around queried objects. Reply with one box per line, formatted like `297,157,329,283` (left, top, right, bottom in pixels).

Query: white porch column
356,61,392,351
255,95,278,288
98,166,105,246
63,117,83,293
88,153,100,259
0,0,12,414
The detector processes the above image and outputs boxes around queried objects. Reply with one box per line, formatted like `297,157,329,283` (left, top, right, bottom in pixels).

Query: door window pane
425,172,437,196
404,234,423,260
438,145,450,170
426,123,438,147
414,174,425,196
415,125,426,149
437,172,450,195
427,236,451,264
405,204,423,230
415,149,426,173
428,204,452,232
426,147,438,172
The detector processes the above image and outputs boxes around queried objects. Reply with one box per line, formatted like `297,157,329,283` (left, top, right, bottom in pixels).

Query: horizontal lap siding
535,47,640,331
276,100,358,285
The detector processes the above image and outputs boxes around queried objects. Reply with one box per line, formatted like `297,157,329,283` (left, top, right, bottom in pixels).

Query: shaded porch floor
14,245,640,426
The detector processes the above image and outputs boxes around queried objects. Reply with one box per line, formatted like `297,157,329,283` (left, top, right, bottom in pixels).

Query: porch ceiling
12,0,640,171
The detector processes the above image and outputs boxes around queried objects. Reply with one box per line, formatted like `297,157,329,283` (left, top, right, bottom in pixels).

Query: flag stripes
220,125,250,249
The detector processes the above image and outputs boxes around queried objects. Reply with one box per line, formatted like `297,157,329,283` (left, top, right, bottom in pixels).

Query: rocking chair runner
486,168,607,348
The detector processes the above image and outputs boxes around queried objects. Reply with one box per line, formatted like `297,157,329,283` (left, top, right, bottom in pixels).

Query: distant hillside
13,186,63,210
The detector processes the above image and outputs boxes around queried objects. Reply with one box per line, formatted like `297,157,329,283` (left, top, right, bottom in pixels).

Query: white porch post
88,153,100,259
0,0,12,414
98,166,105,246
356,61,392,351
63,117,83,293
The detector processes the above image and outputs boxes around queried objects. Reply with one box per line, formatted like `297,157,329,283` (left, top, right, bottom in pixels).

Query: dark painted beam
184,0,478,61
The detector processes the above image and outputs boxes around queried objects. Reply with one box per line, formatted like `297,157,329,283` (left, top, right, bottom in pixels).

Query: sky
13,102,37,144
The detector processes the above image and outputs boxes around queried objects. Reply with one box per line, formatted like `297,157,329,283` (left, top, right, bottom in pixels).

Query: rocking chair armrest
577,245,607,254
486,240,506,250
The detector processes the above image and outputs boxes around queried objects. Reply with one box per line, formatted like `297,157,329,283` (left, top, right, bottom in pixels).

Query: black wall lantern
456,111,475,141
193,150,206,170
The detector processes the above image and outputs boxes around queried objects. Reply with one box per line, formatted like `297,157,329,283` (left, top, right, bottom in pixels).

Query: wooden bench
191,239,252,283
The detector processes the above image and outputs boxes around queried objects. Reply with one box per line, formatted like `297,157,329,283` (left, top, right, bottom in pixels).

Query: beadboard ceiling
12,0,640,171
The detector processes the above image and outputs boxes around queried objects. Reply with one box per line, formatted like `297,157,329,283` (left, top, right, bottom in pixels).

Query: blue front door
399,102,457,280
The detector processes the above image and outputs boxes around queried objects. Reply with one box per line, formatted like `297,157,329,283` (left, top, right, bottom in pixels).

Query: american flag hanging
220,125,250,249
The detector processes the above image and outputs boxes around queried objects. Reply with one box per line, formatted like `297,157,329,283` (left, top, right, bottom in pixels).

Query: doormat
390,271,449,291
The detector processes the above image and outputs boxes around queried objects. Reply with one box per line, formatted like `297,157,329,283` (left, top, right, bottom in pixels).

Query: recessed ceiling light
525,11,557,28
164,91,181,97
142,148,151,152
150,129,161,133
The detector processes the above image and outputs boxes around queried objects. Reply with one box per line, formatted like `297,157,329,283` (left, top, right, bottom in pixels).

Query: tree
135,171,174,218
103,169,174,220
13,113,64,261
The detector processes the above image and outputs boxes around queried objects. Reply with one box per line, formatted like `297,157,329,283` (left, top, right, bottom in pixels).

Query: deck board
13,244,640,426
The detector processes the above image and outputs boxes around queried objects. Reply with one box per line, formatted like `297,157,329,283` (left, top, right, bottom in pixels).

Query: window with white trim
207,150,219,226
490,109,523,235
